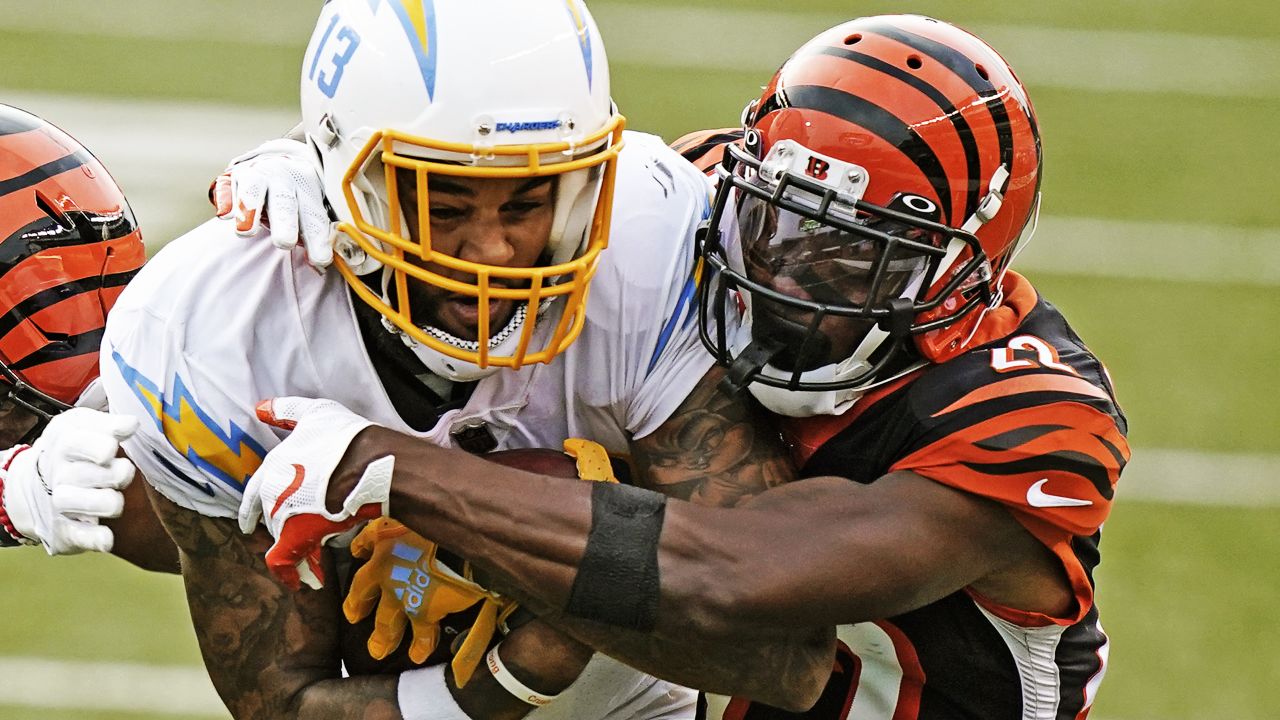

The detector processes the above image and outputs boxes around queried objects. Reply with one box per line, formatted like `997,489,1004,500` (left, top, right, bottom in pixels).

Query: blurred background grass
1,1,1276,718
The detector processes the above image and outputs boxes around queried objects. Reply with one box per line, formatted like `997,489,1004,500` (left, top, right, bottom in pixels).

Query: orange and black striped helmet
698,16,1042,411
0,105,144,426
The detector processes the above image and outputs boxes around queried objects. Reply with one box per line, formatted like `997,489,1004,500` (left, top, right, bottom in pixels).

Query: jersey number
309,15,362,99
990,334,1077,375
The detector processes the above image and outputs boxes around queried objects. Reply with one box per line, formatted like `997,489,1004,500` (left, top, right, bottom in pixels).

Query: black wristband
565,482,666,631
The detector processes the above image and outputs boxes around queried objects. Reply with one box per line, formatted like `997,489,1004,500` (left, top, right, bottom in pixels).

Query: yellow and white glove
343,438,618,687
212,138,334,267
0,408,138,554
344,518,518,687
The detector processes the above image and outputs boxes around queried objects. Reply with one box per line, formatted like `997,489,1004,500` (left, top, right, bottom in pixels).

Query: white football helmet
300,0,625,380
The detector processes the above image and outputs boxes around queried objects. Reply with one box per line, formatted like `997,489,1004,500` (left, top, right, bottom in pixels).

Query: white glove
1,408,139,555
238,397,394,590
213,138,336,267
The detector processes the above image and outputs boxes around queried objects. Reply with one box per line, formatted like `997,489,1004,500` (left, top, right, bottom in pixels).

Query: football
486,447,582,478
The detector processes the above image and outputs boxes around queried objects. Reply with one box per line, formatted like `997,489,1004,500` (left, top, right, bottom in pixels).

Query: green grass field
1,1,1277,718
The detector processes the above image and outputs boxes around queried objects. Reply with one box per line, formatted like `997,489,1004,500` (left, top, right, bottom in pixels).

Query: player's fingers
407,622,441,665
54,518,114,555
348,518,383,559
253,396,328,430
100,413,140,442
52,485,125,519
232,172,267,236
265,544,306,591
237,474,264,533
301,218,334,269
368,591,409,660
299,548,325,590
212,174,234,218
59,431,121,466
267,186,301,251
105,458,137,491
341,564,383,623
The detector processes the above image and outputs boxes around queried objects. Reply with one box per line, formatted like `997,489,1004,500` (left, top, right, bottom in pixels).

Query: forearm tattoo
633,367,795,506
145,486,401,719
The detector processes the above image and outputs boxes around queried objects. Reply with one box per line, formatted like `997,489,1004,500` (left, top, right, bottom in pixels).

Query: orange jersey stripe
932,373,1112,418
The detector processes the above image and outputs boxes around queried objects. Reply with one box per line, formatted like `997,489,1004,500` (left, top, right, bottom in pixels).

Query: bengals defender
672,16,1122,718
240,15,1127,720
0,104,172,568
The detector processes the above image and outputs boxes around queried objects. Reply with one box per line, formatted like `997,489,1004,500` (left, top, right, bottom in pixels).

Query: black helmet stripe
9,327,106,371
862,21,1016,172
761,84,953,223
0,270,136,339
0,150,95,200
807,44,983,223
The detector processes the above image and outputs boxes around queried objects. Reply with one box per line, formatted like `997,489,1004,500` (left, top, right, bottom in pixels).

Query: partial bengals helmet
0,105,145,438
698,15,1042,417
301,0,625,381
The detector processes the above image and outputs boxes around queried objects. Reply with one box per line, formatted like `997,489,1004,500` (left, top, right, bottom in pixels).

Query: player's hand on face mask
0,408,139,555
238,396,393,591
344,517,518,687
212,138,335,267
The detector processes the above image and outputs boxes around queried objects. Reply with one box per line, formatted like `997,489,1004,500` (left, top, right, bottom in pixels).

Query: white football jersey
98,131,709,719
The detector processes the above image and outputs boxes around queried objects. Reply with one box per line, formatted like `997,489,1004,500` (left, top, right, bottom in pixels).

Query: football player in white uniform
97,1,823,718
0,104,174,571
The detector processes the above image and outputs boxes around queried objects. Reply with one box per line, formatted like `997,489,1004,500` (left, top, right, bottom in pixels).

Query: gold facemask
335,115,625,370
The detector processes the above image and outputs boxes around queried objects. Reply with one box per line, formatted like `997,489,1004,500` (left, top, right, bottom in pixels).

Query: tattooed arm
143,483,403,719
146,481,592,720
318,367,831,710
630,366,795,505
507,366,830,709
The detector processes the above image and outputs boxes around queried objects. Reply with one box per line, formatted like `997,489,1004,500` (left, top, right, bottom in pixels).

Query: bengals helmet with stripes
0,105,145,435
698,15,1042,417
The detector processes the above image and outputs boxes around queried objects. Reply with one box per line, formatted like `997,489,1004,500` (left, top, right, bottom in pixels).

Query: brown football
485,447,580,478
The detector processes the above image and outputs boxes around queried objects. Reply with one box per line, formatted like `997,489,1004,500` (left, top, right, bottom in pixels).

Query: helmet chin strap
730,261,927,415
743,317,904,417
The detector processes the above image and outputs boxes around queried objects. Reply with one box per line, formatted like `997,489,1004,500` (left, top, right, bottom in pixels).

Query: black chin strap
719,336,785,396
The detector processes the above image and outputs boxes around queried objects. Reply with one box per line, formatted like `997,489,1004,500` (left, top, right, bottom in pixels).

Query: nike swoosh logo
1026,479,1093,508
270,464,307,518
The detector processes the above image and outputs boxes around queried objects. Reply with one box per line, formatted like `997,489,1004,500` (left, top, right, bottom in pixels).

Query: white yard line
5,91,1279,287
592,6,1280,101
1015,216,1280,287
1120,448,1280,507
3,2,1278,99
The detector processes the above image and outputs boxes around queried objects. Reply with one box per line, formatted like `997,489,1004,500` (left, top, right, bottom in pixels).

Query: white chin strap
737,270,923,418
744,323,890,417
